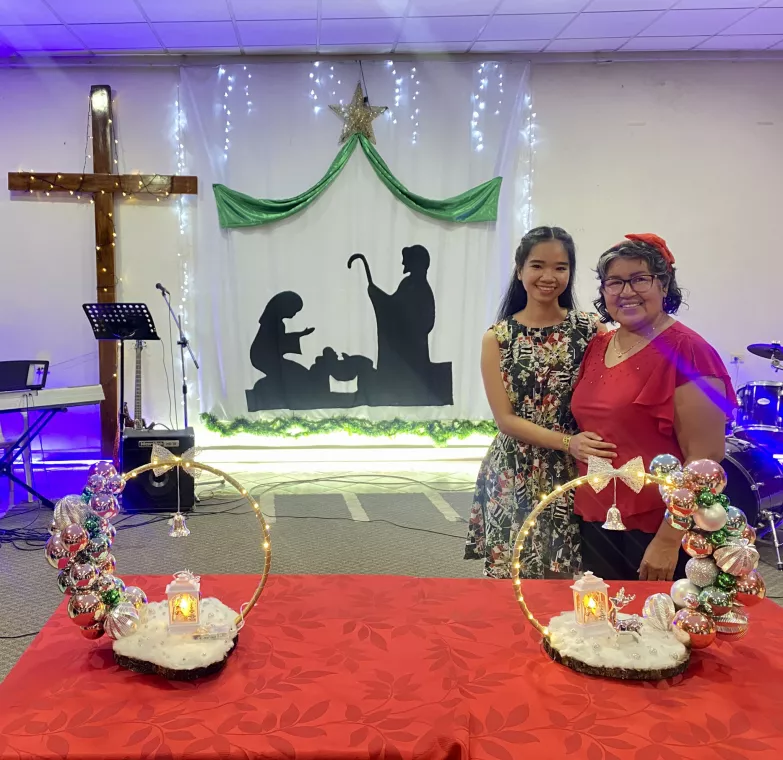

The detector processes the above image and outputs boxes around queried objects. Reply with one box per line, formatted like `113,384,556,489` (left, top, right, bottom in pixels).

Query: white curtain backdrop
181,59,530,423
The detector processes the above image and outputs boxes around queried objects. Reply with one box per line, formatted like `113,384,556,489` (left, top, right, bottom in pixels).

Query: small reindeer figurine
609,587,643,635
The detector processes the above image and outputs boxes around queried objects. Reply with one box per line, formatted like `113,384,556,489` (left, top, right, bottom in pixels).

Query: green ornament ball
83,515,102,538
716,493,730,509
81,489,92,504
101,588,122,608
716,572,737,591
708,527,730,547
696,489,716,507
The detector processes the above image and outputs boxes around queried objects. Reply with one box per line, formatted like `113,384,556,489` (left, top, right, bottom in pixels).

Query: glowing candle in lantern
165,570,201,633
571,571,611,636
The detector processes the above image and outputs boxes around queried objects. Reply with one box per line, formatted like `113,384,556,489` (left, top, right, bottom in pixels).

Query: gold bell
168,512,191,538
602,506,627,531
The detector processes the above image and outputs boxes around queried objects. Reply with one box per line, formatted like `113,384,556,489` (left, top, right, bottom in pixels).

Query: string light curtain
180,60,530,426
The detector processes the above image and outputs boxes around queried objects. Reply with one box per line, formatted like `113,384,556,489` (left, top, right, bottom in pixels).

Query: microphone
155,282,169,296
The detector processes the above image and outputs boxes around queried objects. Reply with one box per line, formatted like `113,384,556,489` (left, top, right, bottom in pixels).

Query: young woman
571,234,736,581
464,227,615,579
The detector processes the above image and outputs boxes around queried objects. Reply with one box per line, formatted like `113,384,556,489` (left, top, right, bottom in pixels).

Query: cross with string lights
7,85,198,458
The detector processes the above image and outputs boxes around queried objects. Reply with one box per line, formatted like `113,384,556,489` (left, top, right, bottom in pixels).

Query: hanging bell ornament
168,512,191,538
602,505,626,531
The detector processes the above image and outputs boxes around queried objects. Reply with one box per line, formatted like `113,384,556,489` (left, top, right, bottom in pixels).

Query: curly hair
497,226,577,320
593,239,685,323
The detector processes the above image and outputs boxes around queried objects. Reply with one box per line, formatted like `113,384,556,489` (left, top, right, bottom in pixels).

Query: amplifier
121,428,195,513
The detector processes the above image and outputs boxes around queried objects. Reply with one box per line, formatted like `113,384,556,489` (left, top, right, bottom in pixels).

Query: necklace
612,317,666,359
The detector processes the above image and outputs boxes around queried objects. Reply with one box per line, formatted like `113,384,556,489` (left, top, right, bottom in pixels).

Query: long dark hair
593,239,685,323
496,226,577,320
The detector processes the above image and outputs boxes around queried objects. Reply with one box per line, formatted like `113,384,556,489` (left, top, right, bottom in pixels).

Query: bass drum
721,437,783,530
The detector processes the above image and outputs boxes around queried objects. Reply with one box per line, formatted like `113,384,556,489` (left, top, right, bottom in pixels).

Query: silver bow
151,444,203,479
587,456,645,494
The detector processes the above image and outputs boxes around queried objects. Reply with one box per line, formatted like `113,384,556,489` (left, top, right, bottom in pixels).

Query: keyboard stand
0,406,65,508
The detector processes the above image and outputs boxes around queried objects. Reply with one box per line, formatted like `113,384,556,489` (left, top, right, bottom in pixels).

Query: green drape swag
213,135,501,228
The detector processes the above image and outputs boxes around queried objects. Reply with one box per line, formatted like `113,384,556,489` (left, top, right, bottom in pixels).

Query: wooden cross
7,84,198,458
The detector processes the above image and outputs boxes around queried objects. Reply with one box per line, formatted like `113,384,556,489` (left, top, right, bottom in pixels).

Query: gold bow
587,456,645,494
151,444,203,479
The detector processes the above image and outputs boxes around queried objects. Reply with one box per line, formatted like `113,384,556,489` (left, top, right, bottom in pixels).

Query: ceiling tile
675,1,759,7
320,17,403,44
0,0,59,25
135,0,232,22
232,0,318,20
698,34,783,48
481,13,574,40
722,8,783,33
545,36,625,51
153,21,238,48
622,35,706,49
471,39,549,51
587,1,675,9
640,9,748,35
497,0,586,12
407,0,498,15
237,19,317,46
399,16,487,43
322,0,408,17
395,41,472,51
70,23,163,51
45,0,146,23
0,24,84,51
559,10,659,37
318,43,394,53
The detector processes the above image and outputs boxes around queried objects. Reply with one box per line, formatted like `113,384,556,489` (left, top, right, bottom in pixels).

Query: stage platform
1,575,782,759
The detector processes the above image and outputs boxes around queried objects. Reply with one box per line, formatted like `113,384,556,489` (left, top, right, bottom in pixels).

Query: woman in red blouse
571,234,737,582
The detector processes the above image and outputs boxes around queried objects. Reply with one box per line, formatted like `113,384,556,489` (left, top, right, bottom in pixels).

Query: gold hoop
122,461,272,627
511,470,667,637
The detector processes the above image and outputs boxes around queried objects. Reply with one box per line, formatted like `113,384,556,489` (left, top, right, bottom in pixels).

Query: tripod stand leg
762,510,783,571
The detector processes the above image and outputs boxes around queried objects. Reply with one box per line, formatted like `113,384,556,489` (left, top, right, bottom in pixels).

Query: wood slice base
115,636,238,681
543,636,690,681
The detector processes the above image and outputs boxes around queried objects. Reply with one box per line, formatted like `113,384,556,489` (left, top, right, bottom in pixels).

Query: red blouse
571,321,737,533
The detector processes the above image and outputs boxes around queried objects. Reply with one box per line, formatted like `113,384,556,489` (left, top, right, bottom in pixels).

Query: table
1,575,782,759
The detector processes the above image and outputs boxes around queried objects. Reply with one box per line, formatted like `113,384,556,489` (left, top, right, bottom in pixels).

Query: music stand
83,303,160,470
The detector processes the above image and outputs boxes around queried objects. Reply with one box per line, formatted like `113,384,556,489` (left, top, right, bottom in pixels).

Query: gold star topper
330,82,388,145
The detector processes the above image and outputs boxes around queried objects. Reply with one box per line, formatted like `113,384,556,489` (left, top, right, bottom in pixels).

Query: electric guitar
122,341,153,430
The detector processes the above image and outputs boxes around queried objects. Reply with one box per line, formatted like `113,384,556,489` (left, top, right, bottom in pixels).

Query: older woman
571,234,737,581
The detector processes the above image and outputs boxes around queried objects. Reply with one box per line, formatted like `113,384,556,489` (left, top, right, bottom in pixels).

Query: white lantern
165,570,201,633
571,571,611,636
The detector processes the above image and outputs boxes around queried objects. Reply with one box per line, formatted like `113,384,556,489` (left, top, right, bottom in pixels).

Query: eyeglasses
601,274,657,296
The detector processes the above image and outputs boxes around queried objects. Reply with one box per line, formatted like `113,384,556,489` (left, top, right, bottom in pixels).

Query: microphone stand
159,287,198,429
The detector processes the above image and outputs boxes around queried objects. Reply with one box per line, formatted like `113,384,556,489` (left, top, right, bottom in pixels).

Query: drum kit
723,341,783,569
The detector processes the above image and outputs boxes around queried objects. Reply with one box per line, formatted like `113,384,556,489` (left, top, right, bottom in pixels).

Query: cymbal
748,342,783,359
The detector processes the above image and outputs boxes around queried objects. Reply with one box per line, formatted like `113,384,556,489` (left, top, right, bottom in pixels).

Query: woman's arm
480,331,615,461
673,378,727,464
639,377,728,581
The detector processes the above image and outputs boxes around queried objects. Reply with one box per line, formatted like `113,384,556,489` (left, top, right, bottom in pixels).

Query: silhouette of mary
249,291,314,407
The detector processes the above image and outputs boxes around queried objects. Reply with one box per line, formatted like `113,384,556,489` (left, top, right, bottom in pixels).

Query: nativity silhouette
245,244,453,411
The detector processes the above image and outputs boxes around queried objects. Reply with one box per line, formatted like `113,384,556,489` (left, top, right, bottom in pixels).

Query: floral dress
464,311,599,579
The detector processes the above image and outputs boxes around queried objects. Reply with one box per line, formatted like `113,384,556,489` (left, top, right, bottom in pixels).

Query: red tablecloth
1,575,782,759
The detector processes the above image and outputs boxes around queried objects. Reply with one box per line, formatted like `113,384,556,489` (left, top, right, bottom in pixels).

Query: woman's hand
639,536,679,581
568,432,616,463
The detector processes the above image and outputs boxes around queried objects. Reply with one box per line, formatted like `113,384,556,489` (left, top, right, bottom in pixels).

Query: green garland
200,413,496,447
213,134,501,228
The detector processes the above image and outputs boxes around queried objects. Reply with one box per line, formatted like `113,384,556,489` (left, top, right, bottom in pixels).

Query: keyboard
0,385,104,413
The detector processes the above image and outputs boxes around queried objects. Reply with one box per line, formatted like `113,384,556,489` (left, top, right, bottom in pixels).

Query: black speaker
121,428,195,513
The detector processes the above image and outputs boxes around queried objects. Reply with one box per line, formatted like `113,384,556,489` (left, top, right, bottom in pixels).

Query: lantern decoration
166,571,201,633
511,453,766,681
571,572,610,635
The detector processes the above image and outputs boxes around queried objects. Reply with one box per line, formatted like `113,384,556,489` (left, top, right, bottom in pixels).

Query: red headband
623,233,675,268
